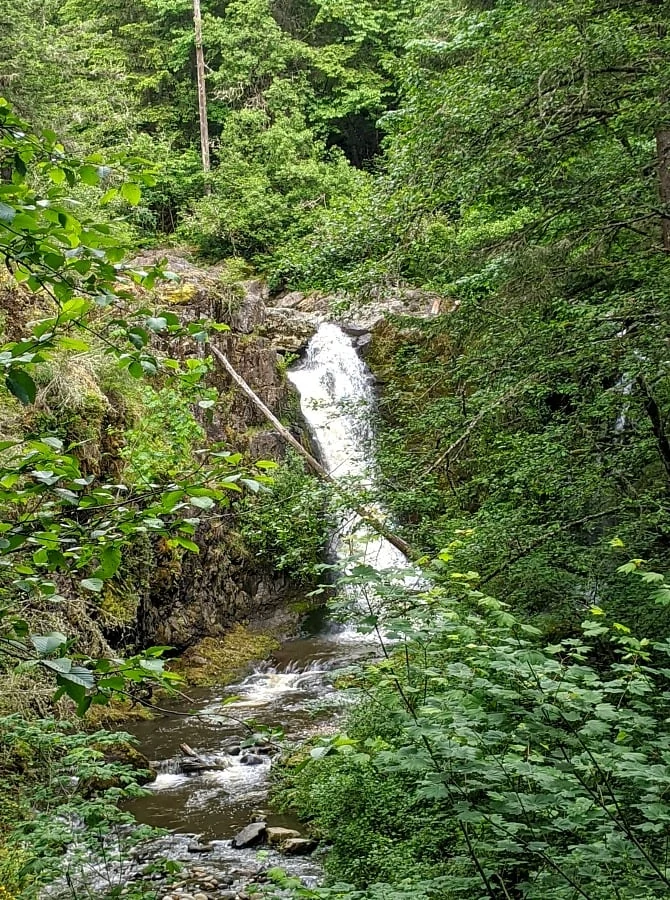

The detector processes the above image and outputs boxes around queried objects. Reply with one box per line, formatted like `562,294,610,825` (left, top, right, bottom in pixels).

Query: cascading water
288,322,408,574
112,321,411,898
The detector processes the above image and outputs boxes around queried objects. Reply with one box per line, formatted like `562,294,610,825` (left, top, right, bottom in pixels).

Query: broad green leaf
31,632,67,656
121,182,141,205
6,369,37,405
94,546,122,580
81,577,104,593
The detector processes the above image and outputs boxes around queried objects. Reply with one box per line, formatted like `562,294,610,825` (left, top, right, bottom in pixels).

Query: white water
288,322,409,574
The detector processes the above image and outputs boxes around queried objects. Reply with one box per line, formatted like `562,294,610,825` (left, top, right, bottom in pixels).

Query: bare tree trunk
209,344,415,560
656,128,670,251
638,376,670,481
193,0,211,188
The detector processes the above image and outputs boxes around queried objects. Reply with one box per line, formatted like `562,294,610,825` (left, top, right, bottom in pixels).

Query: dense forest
1,0,670,898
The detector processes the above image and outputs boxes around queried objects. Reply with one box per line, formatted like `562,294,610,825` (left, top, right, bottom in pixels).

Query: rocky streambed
118,620,373,899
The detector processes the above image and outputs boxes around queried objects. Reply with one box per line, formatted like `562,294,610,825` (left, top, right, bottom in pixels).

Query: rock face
231,822,267,849
269,285,450,336
258,306,320,352
128,252,304,649
138,528,294,648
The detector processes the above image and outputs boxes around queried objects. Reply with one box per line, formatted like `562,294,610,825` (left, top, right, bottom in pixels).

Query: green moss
84,700,154,728
173,624,279,687
99,582,139,626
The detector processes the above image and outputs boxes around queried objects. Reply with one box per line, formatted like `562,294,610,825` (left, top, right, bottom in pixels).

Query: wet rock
190,655,208,667
266,827,301,848
181,759,213,775
282,837,318,855
187,842,212,853
251,742,275,756
231,821,267,849
239,753,264,766
355,333,373,356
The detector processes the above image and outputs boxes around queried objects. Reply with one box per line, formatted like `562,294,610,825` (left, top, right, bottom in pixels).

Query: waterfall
288,323,408,574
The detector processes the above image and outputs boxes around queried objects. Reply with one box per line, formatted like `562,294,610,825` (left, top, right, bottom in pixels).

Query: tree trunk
656,128,670,251
193,0,210,188
209,344,415,560
638,376,670,481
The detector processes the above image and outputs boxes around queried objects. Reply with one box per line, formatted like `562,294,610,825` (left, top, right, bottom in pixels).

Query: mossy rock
84,698,154,728
81,740,156,795
173,624,279,688
100,582,139,625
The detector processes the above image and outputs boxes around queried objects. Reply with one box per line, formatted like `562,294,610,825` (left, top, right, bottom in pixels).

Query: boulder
266,827,301,849
259,307,319,352
187,842,213,853
239,753,264,766
275,291,305,309
231,821,267,849
282,837,318,855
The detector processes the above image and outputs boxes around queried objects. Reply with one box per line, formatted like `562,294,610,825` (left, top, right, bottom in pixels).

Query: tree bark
656,128,670,251
209,344,415,560
638,375,670,480
193,0,211,187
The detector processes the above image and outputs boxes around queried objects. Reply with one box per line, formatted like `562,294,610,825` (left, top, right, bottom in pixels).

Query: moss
289,596,322,616
162,282,198,304
99,581,139,626
172,624,279,688
84,699,154,728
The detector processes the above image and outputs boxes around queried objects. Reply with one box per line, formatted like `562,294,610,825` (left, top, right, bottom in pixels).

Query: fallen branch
209,343,415,560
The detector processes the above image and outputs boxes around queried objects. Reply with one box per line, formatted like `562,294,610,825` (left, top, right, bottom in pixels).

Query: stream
123,323,409,893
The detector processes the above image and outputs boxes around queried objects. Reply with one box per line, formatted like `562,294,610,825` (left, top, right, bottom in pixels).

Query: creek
124,323,409,889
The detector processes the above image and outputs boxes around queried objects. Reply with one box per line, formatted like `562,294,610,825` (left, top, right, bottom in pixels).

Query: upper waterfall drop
288,322,408,572
287,322,376,482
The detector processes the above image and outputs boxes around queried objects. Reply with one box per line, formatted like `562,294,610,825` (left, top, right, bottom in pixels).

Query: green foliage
274,0,670,641
0,104,273,712
239,451,332,583
278,558,670,900
0,715,158,896
0,0,411,256
121,379,214,483
239,451,331,582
